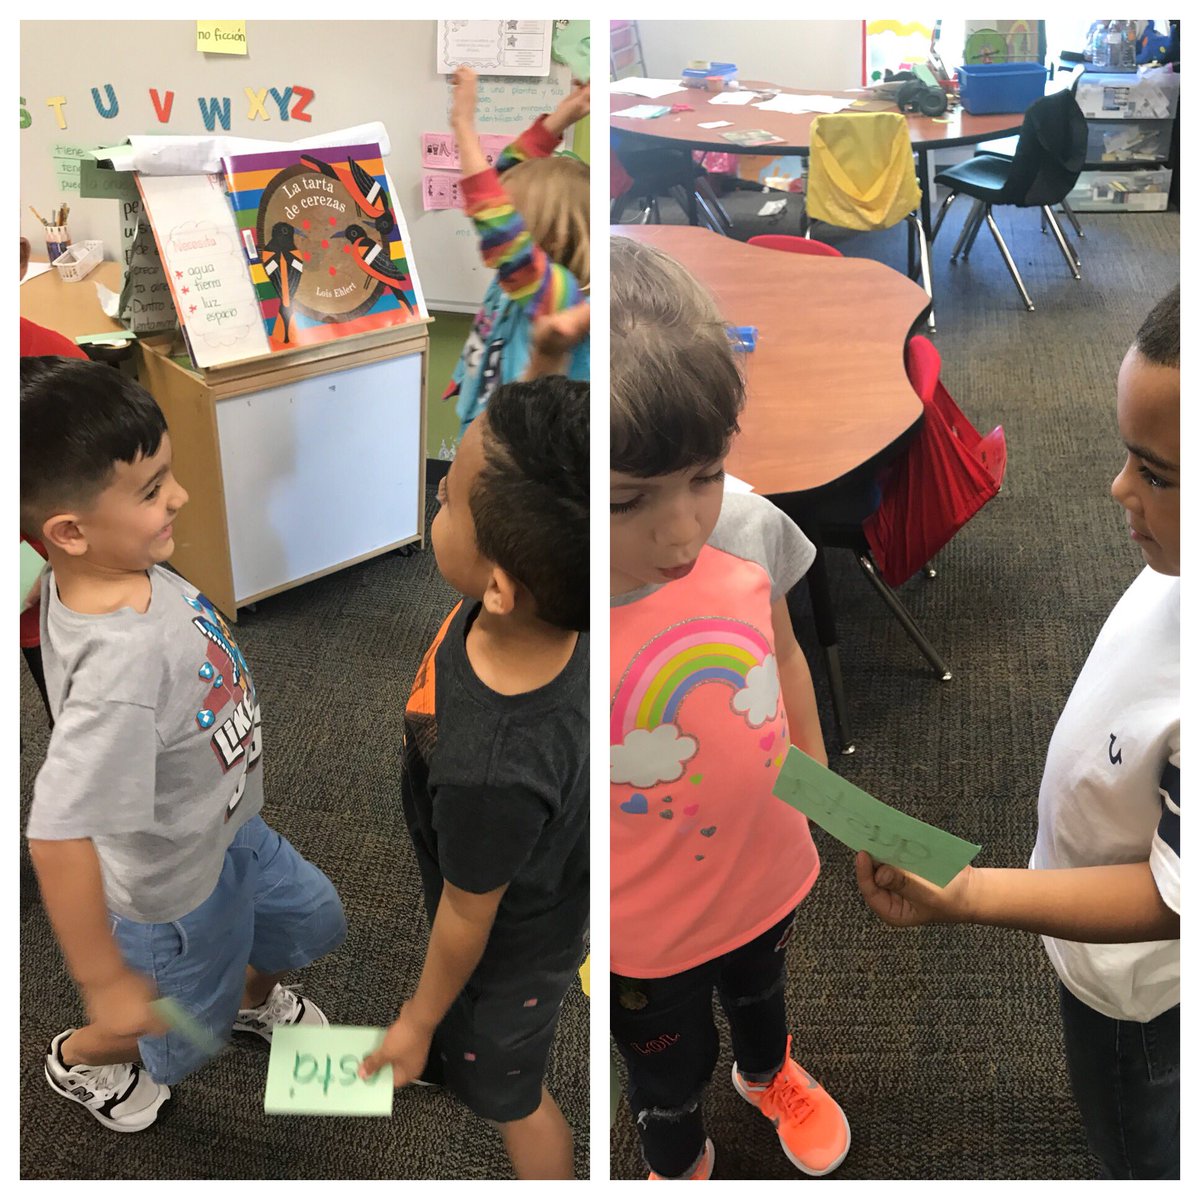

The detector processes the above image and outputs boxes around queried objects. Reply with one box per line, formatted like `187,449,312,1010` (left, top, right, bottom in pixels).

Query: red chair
864,334,1007,588
792,335,1005,752
747,234,844,258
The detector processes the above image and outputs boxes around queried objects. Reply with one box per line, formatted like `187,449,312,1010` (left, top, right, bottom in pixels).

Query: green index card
772,746,981,888
264,1025,393,1117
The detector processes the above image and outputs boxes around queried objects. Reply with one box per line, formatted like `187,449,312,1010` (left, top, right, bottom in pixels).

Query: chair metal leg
983,207,1035,311
693,189,729,237
1060,198,1084,238
1043,206,1081,275
960,202,987,259
854,554,952,681
909,214,935,333
695,174,734,234
930,190,957,243
950,199,984,262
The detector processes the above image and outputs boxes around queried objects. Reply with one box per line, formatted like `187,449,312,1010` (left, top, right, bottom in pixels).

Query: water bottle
1124,21,1139,70
1106,21,1124,70
1088,21,1108,68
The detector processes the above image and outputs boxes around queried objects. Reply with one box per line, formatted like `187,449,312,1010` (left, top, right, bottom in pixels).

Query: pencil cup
45,225,71,263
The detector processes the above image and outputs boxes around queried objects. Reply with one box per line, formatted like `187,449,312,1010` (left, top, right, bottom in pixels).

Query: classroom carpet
19,496,590,1180
609,189,1180,1179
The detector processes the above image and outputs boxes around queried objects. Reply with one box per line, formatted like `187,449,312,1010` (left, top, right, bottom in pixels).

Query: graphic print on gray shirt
26,565,263,923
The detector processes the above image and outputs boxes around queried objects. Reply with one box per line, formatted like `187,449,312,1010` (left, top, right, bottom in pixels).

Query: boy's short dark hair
611,236,745,478
20,357,168,539
471,377,589,632
1135,284,1180,368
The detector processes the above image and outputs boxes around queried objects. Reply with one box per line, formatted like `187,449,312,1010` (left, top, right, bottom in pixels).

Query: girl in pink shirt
609,237,850,1180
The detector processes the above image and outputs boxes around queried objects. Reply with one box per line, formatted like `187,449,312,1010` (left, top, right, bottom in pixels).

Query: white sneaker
44,1030,171,1133
232,983,329,1043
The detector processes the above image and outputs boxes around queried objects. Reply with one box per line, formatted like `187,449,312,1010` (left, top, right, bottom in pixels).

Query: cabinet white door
216,352,422,601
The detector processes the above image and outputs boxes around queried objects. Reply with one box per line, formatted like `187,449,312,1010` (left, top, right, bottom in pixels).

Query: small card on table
772,747,981,888
721,129,785,147
264,1025,393,1116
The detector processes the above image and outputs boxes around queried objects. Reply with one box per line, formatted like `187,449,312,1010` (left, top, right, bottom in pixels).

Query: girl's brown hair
504,155,590,287
611,236,744,478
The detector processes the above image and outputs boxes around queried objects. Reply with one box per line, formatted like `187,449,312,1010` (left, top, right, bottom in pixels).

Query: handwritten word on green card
264,1025,392,1117
772,747,981,888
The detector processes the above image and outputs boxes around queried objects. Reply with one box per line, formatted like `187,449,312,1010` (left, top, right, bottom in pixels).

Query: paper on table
697,120,733,129
95,282,121,318
616,105,670,120
264,1025,393,1116
609,77,687,99
755,93,849,115
772,746,982,888
20,262,52,284
707,91,757,106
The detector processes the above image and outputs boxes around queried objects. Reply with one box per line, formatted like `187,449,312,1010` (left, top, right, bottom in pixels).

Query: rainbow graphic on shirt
610,617,778,788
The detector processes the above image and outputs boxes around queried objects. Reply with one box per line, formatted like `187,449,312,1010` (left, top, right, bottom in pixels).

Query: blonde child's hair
610,236,744,478
504,156,590,287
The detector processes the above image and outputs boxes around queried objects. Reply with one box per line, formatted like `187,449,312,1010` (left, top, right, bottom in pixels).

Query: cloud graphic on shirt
611,725,698,788
731,654,780,727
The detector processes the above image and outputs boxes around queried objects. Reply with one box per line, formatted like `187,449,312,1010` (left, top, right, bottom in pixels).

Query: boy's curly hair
1135,284,1179,368
471,377,589,632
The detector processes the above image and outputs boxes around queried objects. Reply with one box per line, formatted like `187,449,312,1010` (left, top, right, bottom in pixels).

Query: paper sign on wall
772,747,982,888
196,20,248,55
436,19,552,77
264,1026,393,1116
421,173,463,211
420,131,511,171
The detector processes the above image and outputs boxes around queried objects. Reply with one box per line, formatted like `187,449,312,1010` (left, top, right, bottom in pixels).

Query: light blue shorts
111,815,346,1085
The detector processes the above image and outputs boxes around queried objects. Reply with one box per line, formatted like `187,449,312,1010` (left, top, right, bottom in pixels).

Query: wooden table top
20,260,126,338
611,81,1023,155
612,225,929,496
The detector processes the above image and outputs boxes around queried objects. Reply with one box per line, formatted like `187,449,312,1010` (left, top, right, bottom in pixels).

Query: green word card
772,746,981,888
264,1025,393,1117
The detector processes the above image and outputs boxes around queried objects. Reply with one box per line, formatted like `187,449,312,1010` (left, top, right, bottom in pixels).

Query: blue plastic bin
957,62,1048,115
682,61,738,88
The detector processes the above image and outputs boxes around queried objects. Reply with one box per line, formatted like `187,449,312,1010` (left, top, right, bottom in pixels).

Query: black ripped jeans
611,910,796,1177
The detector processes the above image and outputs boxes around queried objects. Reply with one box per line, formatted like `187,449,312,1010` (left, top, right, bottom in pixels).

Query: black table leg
917,147,933,240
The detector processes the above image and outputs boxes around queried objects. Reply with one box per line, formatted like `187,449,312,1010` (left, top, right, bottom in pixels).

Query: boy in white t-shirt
856,286,1180,1179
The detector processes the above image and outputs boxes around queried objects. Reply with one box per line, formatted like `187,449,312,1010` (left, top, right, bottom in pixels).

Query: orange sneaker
731,1037,849,1176
648,1138,716,1180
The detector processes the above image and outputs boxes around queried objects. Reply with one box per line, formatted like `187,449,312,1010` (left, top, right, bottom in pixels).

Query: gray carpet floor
19,499,590,1179
608,185,1180,1178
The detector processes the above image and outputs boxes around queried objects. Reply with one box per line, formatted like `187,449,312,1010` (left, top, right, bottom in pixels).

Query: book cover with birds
223,142,428,351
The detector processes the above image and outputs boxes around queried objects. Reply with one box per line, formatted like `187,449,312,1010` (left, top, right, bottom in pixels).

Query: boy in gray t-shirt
21,358,346,1133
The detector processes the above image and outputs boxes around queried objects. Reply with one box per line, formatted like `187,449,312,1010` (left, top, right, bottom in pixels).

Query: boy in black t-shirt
362,376,588,1180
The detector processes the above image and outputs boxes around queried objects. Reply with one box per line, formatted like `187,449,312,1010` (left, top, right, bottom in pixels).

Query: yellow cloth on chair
806,111,922,232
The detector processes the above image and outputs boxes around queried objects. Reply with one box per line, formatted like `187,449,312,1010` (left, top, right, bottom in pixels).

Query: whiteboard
217,353,423,601
19,20,581,312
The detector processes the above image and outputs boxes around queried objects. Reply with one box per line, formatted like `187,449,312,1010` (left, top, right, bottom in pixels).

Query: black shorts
424,957,582,1122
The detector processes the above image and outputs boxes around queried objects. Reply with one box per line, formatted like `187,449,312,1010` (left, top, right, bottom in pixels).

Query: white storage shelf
1067,166,1172,212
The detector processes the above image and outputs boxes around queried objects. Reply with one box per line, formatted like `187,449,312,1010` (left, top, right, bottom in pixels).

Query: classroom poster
224,143,427,352
135,173,271,366
436,19,553,77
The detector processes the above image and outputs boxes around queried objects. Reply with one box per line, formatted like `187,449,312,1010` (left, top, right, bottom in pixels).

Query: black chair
609,134,733,235
930,89,1087,311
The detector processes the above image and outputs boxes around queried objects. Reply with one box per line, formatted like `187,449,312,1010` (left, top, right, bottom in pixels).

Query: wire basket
52,240,104,283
